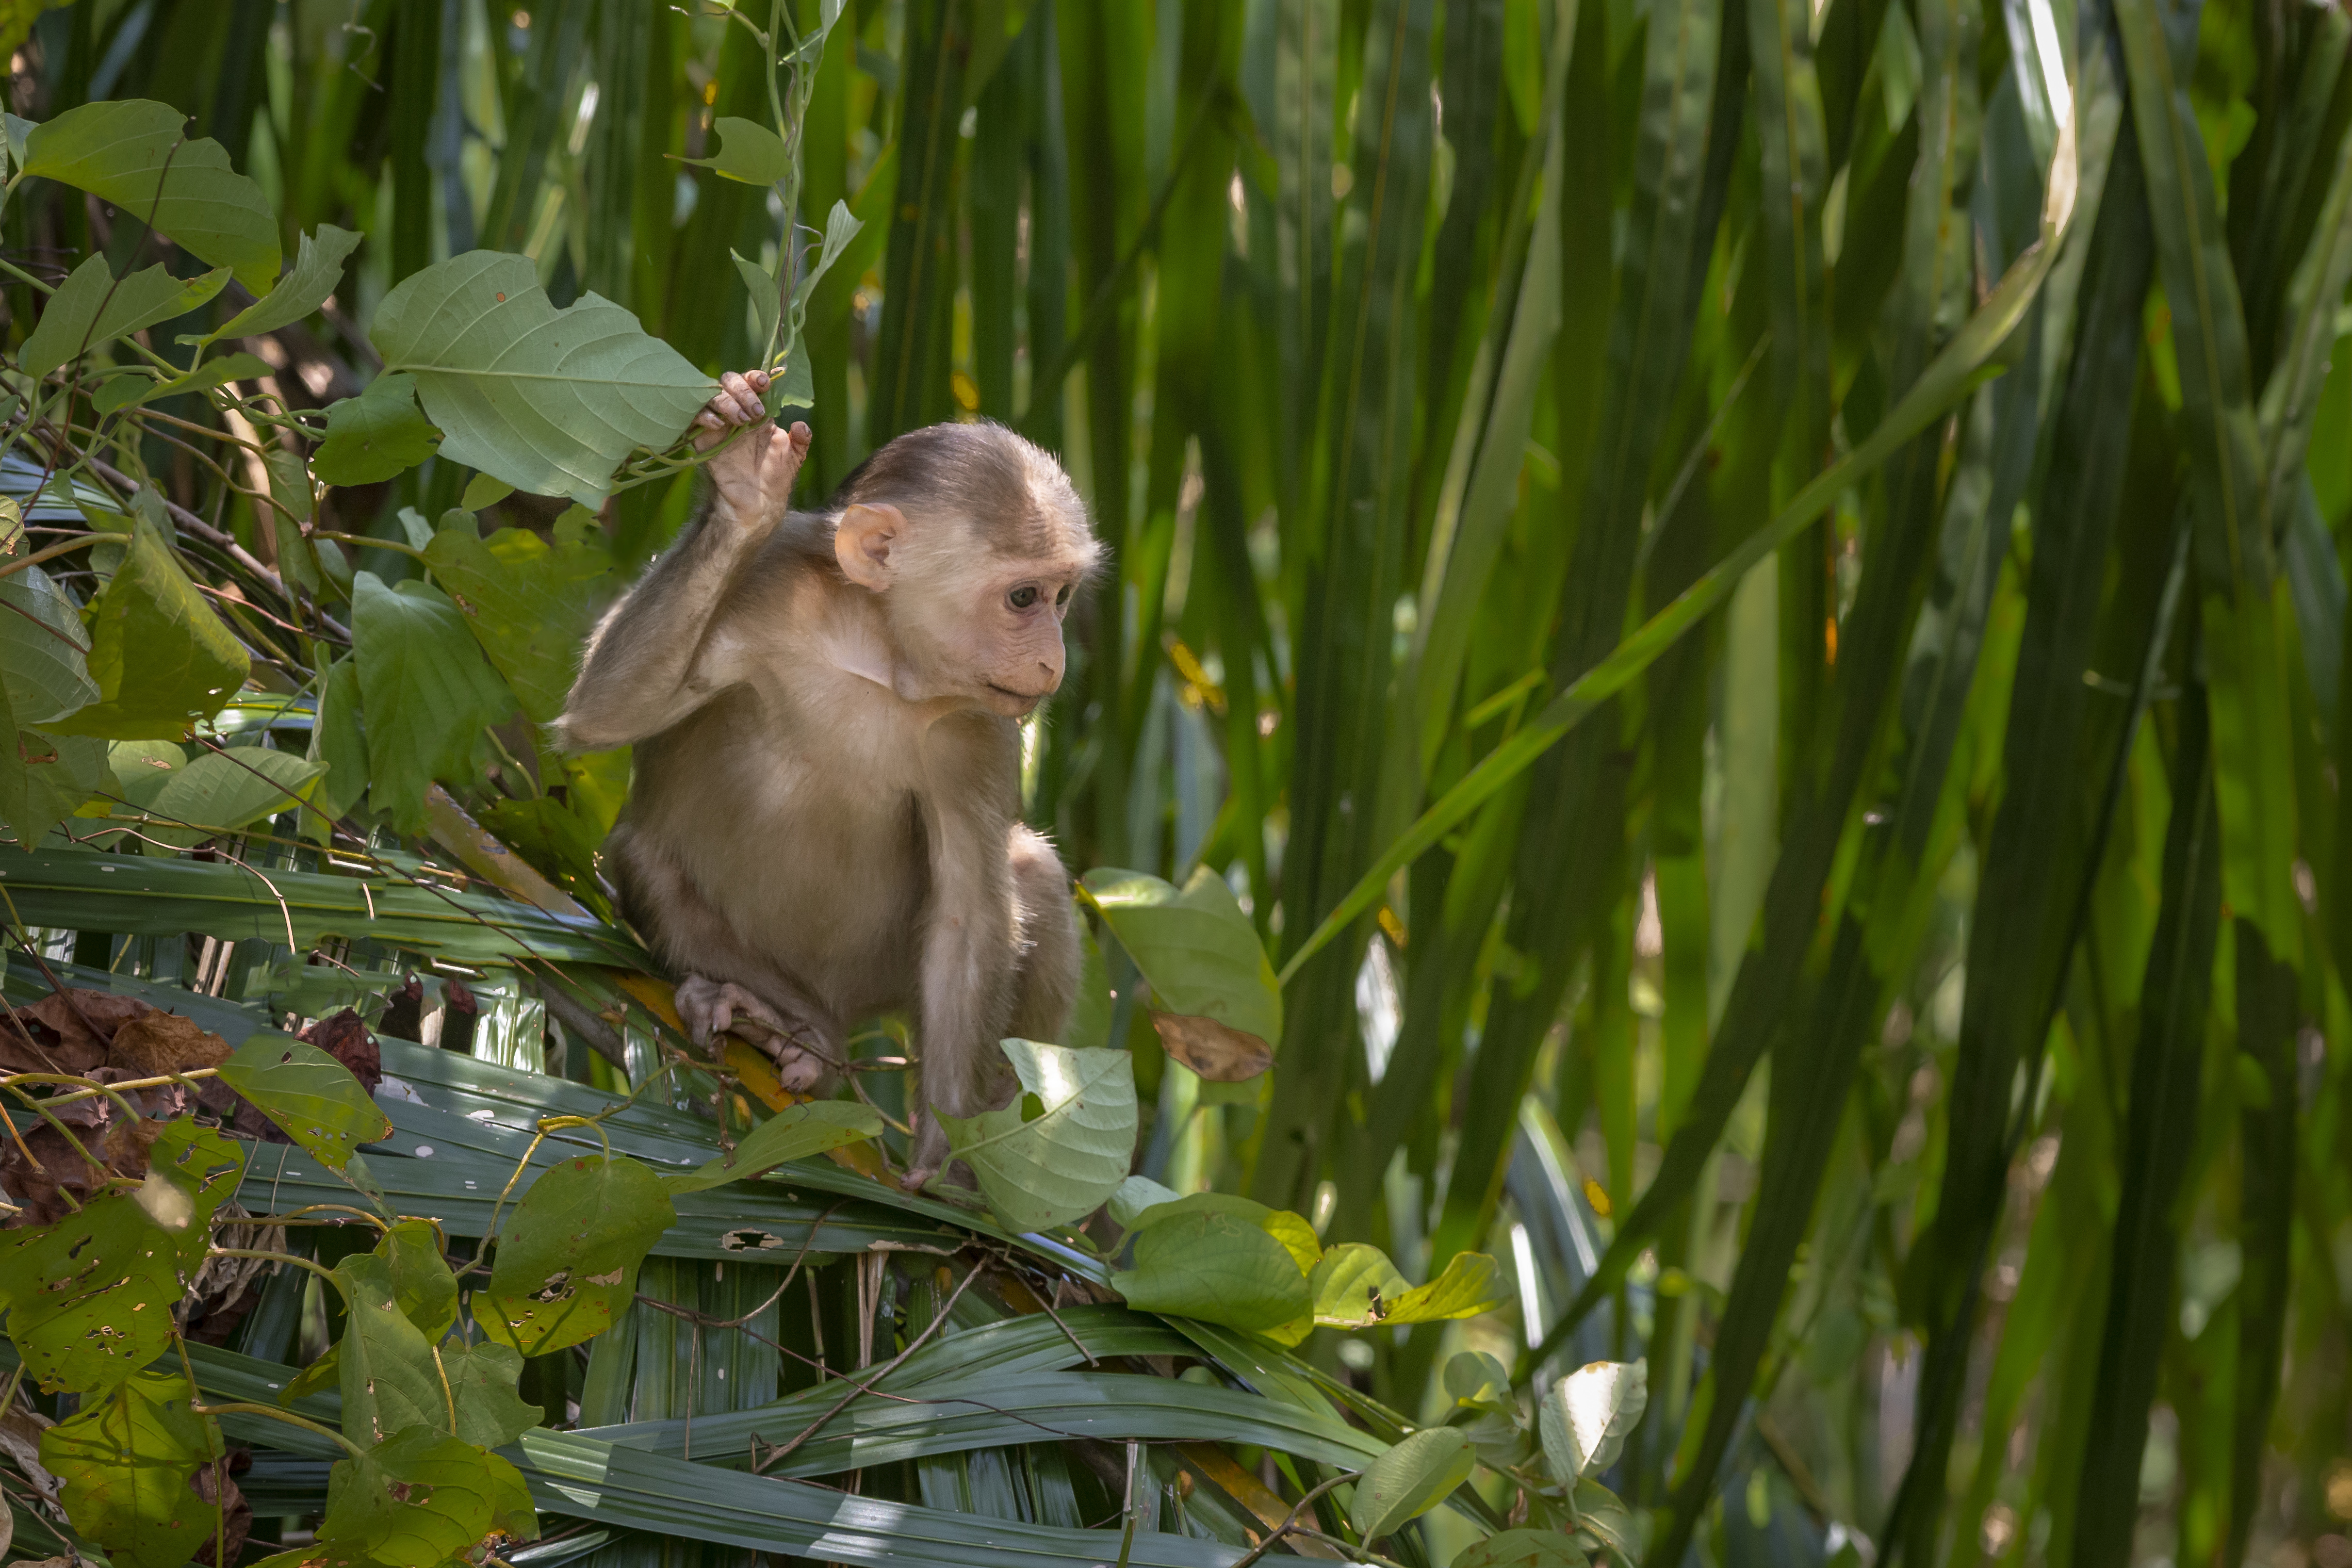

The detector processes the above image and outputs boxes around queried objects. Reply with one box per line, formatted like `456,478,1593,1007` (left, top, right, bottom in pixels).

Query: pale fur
557,395,1094,1182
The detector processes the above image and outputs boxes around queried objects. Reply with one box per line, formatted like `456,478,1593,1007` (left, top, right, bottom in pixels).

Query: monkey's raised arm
553,377,810,750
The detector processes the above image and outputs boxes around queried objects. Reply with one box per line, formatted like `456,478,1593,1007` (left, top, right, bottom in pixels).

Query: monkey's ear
835,503,903,590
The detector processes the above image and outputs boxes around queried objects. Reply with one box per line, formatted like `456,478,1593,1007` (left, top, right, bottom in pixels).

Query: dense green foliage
0,0,2347,1566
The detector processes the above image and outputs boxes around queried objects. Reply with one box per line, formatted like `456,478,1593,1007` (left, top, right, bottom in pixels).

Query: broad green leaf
1109,1209,1311,1333
208,222,363,340
1445,1351,1516,1411
1538,1359,1647,1483
442,1338,544,1449
1566,1480,1638,1557
350,570,518,832
480,1153,676,1355
460,472,515,511
19,255,231,378
1310,1243,1412,1329
422,511,621,723
91,351,271,416
1387,1252,1513,1325
734,249,781,354
312,371,442,485
685,116,793,185
140,1118,248,1252
371,251,714,505
38,1369,224,1568
3,727,109,847
43,519,249,740
0,565,97,722
0,1193,191,1392
936,1039,1137,1231
663,1100,885,1193
1351,1427,1476,1540
138,744,322,851
217,1030,393,1172
378,1218,460,1337
1124,1190,1323,1273
23,100,281,290
310,655,367,821
1453,1529,1592,1568
319,1426,537,1564
334,1252,453,1447
1081,867,1281,1072
1106,1172,1183,1228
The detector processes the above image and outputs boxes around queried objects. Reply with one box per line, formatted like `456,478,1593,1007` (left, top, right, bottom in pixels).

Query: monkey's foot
674,976,829,1092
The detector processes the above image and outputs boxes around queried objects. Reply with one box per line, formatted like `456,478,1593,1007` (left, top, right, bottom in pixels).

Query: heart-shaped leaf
1,1194,193,1393
442,1339,544,1449
318,1426,536,1564
23,100,280,290
334,1252,455,1447
937,1039,1136,1231
1110,1208,1312,1334
313,371,442,486
138,745,322,851
217,1031,392,1173
1350,1427,1476,1540
684,116,792,185
39,1369,224,1568
0,566,97,724
663,1099,884,1193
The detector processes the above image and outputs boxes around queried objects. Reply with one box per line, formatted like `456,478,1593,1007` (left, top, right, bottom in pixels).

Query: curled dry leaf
0,988,155,1074
1148,1011,1273,1082
1,1107,169,1229
106,1010,233,1079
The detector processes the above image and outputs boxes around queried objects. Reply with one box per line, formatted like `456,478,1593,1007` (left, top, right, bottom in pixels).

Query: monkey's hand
693,369,812,529
675,974,828,1092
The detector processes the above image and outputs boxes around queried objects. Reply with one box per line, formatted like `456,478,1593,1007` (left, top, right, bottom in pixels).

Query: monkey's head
829,422,1101,718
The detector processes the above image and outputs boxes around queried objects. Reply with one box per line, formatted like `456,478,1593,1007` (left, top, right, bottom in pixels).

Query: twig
1229,1472,1361,1568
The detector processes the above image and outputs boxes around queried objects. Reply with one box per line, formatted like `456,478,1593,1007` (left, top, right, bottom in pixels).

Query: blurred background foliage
0,0,2349,1566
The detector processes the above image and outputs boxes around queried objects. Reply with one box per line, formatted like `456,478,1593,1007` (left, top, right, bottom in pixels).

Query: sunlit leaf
936,1039,1136,1231
1110,1208,1311,1334
217,1030,393,1173
1538,1359,1647,1483
662,1100,885,1193
0,1193,192,1393
38,1369,224,1568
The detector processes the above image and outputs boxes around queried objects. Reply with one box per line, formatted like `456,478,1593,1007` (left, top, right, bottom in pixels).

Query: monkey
554,370,1097,1188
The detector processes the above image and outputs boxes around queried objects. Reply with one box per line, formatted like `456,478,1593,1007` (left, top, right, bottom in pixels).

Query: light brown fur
556,371,1095,1184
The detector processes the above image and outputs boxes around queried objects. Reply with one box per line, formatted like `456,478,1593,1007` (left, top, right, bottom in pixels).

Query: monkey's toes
763,1039,827,1094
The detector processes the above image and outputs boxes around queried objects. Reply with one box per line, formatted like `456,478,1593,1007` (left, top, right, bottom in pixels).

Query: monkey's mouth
986,682,1049,711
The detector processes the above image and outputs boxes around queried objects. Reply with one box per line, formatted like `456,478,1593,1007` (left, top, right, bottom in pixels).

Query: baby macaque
557,370,1096,1186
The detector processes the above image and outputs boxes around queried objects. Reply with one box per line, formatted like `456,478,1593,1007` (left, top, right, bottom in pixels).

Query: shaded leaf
312,372,442,486
20,256,231,378
349,570,518,832
319,1426,537,1564
1082,867,1281,1057
684,116,792,185
1110,1208,1311,1334
23,100,280,290
333,1251,452,1447
138,745,322,851
1454,1529,1592,1568
37,1369,223,1568
421,511,620,723
662,1100,884,1193
1351,1427,1476,1539
43,520,249,741
208,222,363,340
216,1030,393,1173
480,1153,676,1355
2,727,108,847
0,565,96,724
441,1338,543,1449
936,1039,1137,1231
91,352,271,416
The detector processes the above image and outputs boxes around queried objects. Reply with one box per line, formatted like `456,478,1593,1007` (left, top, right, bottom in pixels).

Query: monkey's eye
1055,584,1073,607
1008,585,1041,610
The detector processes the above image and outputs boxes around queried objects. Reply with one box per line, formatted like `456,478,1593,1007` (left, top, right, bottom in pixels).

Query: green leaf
138,744,322,851
792,200,864,316
734,248,781,355
19,254,231,378
91,351,271,416
320,1426,537,1564
312,372,442,486
936,1039,1137,1231
1124,1190,1324,1274
0,564,97,723
42,518,249,741
0,1193,192,1393
1387,1251,1513,1325
3,727,109,846
217,1030,394,1173
311,655,367,821
349,570,518,832
480,1153,677,1355
371,251,714,505
141,1118,248,1246
1109,1208,1312,1333
421,511,620,723
1106,1172,1182,1228
1310,1243,1411,1329
208,222,363,340
1538,1359,1647,1483
1351,1427,1476,1540
1081,867,1281,1072
378,1218,461,1336
662,1100,884,1193
38,1369,224,1568
1453,1529,1592,1568
335,1251,456,1447
460,472,515,512
684,116,792,185
23,100,281,290
442,1338,544,1449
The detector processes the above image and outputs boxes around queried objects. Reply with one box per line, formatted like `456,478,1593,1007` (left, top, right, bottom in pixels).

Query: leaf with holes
216,1031,391,1174
1082,867,1280,1077
19,255,231,379
1351,1427,1477,1540
38,1369,224,1568
350,571,519,832
43,520,249,741
138,745,322,852
0,1193,191,1393
206,222,362,340
937,1040,1136,1232
22,100,280,290
480,1153,676,1355
312,372,442,486
333,1252,456,1447
318,1426,537,1565
370,251,714,505
663,1100,885,1194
